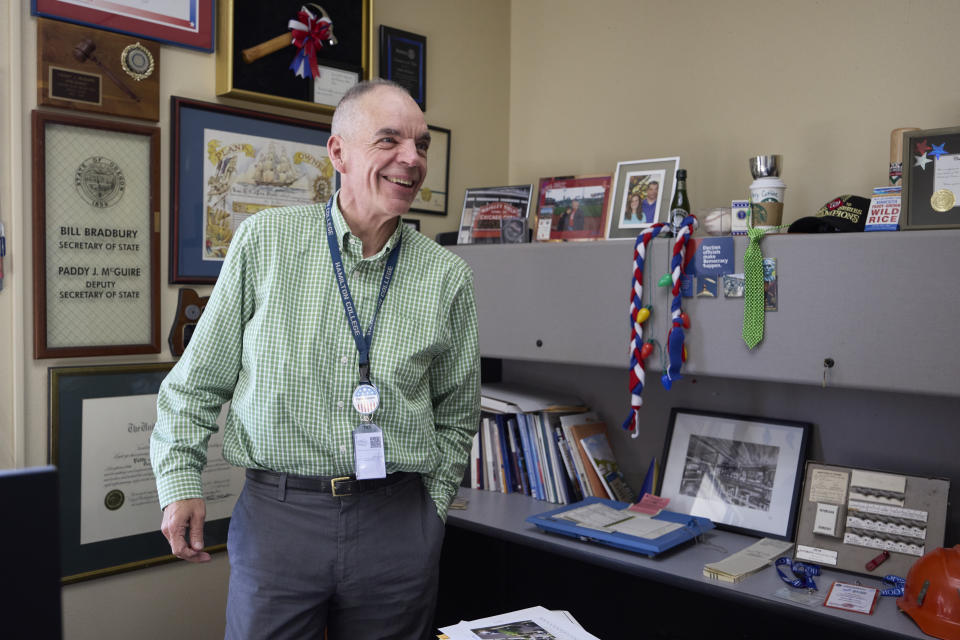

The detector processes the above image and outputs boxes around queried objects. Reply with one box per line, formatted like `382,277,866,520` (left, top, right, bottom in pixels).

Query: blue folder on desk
526,496,714,557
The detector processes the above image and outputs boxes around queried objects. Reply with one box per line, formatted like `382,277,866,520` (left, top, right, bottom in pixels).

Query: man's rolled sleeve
150,222,256,508
423,268,481,520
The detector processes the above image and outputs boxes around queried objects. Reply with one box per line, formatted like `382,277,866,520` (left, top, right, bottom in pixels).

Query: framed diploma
171,96,335,283
37,19,161,122
215,0,371,114
49,363,245,583
31,0,214,52
379,25,426,110
902,126,960,229
409,125,450,216
32,110,161,359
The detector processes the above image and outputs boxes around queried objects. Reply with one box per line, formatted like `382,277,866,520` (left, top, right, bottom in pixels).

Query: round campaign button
352,383,380,415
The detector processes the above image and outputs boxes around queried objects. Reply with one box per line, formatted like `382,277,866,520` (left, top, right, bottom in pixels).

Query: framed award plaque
31,110,161,359
902,126,960,229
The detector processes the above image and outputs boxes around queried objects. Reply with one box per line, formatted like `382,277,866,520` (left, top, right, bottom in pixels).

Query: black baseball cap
788,195,870,233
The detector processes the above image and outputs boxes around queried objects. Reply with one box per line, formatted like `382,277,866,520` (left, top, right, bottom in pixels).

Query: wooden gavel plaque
37,18,160,122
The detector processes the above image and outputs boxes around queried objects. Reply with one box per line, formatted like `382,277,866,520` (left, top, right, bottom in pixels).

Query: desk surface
447,488,929,640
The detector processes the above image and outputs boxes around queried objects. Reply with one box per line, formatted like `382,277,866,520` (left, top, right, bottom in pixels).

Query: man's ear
327,135,345,172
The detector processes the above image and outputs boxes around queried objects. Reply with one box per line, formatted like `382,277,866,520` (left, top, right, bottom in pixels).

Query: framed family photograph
458,184,534,244
170,96,334,283
31,0,214,52
659,408,811,540
902,126,960,229
534,175,612,242
32,110,160,359
606,157,680,239
409,125,450,216
49,363,243,583
216,0,371,114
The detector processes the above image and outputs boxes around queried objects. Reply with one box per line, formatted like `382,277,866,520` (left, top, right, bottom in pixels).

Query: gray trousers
225,472,445,640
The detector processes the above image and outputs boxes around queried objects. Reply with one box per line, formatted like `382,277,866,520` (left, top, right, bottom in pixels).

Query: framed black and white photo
659,408,811,540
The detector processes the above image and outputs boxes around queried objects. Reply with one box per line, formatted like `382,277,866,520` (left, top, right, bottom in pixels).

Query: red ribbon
289,8,331,79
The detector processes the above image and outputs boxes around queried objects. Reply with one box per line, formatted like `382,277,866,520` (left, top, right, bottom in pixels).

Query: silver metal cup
749,155,782,179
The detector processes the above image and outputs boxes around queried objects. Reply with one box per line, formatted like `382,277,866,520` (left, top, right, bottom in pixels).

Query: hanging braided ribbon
662,216,697,390
622,216,697,435
288,5,334,79
622,222,668,436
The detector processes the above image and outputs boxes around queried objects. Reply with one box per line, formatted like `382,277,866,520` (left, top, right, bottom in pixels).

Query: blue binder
525,496,714,557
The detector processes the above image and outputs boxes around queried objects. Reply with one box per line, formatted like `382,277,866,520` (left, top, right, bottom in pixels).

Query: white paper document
703,537,794,582
552,502,681,538
440,606,601,640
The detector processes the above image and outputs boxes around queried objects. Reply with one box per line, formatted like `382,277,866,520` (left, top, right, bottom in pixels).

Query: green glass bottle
669,169,691,235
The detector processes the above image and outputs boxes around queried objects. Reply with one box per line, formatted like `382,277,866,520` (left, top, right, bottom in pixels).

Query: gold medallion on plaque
121,42,155,81
930,189,956,213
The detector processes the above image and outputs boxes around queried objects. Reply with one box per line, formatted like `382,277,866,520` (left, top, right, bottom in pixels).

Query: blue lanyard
775,557,821,590
324,198,401,383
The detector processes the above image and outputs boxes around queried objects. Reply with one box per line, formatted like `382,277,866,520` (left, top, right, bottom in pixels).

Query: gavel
241,4,338,65
72,38,140,102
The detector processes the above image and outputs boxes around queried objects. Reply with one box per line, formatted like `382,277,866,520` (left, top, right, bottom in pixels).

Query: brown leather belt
245,469,414,497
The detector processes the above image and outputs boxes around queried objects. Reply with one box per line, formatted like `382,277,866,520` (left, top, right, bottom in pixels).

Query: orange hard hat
897,545,960,640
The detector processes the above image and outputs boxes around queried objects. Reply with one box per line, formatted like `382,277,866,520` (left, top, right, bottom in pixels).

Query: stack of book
469,383,635,504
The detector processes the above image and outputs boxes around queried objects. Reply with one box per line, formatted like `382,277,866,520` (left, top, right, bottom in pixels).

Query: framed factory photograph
793,462,949,578
659,408,811,540
457,184,534,244
31,0,214,52
606,157,679,239
31,110,160,359
902,126,960,229
49,363,243,583
170,96,334,283
37,18,161,122
534,175,612,242
409,125,450,216
215,0,372,113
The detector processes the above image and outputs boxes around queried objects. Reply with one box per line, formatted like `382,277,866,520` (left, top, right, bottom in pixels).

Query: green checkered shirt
150,195,480,520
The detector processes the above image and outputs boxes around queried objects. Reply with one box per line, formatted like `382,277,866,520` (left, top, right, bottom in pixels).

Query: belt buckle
330,476,352,497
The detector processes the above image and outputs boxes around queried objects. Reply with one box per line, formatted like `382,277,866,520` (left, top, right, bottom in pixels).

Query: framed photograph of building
215,0,371,114
534,175,611,242
458,184,534,244
606,157,679,239
659,408,811,540
31,0,214,52
49,363,243,583
31,110,160,359
170,96,334,283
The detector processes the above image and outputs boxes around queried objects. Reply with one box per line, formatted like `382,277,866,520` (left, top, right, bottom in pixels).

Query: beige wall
509,0,960,223
2,2,509,638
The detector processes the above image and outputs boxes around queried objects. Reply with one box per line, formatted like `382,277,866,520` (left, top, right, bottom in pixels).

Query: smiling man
151,80,480,640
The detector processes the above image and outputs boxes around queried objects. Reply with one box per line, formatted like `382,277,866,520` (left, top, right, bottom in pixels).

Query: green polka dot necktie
742,226,767,349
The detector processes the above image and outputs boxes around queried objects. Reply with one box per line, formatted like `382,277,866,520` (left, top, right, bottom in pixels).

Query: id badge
353,422,386,480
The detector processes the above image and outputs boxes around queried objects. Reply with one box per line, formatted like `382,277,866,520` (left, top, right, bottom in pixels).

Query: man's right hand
160,498,211,563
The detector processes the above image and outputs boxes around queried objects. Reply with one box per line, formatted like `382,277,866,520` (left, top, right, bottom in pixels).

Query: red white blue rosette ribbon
288,6,333,79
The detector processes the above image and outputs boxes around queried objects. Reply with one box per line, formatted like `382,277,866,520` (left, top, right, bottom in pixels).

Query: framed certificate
170,96,334,283
49,363,243,583
31,110,161,359
379,25,426,110
216,0,371,114
408,125,450,216
31,0,214,52
902,126,960,229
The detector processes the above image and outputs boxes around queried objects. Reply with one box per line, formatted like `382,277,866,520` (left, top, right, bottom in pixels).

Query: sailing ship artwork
202,129,335,261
